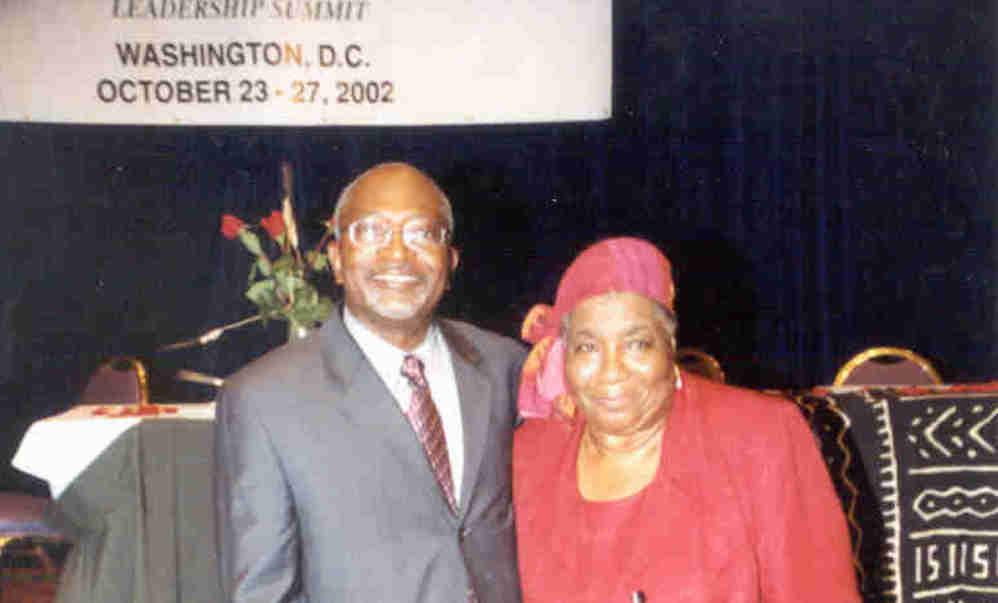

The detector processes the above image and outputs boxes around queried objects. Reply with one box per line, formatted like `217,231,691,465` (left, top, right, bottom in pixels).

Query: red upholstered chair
833,347,942,386
676,347,726,383
76,356,150,406
0,491,67,588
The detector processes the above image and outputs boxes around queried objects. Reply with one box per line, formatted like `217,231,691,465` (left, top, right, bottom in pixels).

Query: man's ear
327,242,345,284
449,247,460,273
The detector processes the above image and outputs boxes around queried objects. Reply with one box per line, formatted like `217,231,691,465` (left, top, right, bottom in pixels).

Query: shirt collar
342,305,438,364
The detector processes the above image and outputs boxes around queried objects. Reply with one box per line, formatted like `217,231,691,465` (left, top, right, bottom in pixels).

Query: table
11,405,223,603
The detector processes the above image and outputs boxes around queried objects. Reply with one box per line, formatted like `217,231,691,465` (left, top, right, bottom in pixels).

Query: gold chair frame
81,355,151,406
676,347,726,383
833,346,941,386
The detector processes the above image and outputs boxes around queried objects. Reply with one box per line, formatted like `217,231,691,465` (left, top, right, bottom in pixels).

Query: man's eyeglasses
343,216,451,250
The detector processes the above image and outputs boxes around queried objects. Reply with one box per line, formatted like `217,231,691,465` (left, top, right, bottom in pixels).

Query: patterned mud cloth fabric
796,384,998,603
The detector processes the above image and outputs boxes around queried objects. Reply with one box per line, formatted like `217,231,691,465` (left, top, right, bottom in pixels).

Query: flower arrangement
159,164,335,353
219,192,334,339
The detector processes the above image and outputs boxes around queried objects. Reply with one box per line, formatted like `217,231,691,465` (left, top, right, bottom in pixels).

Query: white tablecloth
12,404,215,498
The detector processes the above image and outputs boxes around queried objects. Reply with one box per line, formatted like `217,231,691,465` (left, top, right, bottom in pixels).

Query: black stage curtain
1,0,995,491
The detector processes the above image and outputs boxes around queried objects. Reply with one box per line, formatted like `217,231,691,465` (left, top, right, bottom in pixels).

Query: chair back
796,382,998,601
833,346,941,386
0,492,66,562
0,493,61,541
676,347,726,383
77,356,150,405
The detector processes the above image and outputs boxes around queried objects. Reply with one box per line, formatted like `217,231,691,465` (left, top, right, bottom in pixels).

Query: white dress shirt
343,307,465,504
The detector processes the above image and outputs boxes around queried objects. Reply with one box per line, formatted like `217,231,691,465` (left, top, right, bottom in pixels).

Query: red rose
260,210,286,240
220,214,246,240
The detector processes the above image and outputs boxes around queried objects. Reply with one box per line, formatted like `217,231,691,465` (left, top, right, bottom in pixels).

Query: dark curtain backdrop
2,0,995,492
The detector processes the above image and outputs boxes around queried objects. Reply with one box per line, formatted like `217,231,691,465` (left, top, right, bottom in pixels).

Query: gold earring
555,394,577,421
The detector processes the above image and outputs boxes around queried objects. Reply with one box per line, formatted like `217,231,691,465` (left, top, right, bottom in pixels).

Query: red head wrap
518,237,675,419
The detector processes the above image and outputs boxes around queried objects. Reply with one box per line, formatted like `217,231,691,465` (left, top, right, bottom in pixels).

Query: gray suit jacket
215,311,526,603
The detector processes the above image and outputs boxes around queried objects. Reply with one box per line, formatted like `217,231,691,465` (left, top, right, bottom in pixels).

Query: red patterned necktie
401,354,457,514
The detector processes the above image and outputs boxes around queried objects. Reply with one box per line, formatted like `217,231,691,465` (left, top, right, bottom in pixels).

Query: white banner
0,0,611,126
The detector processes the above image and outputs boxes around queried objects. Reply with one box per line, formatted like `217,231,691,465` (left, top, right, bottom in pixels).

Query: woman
514,237,858,602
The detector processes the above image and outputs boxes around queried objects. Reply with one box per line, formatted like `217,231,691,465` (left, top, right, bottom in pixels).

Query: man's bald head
332,163,454,237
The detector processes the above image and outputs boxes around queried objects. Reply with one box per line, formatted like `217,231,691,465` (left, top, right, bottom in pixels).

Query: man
215,163,526,603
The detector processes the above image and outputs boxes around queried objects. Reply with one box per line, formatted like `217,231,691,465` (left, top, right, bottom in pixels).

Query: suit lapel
440,322,493,520
318,312,396,432
318,313,459,516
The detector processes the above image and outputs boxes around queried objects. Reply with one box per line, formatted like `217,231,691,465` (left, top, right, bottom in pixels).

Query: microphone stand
157,314,266,397
158,314,264,351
